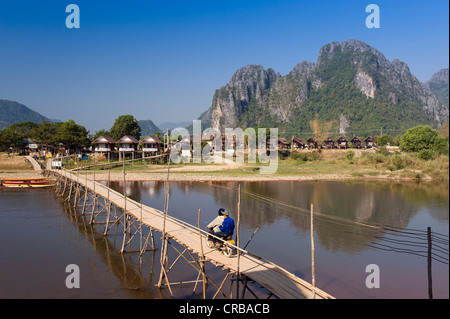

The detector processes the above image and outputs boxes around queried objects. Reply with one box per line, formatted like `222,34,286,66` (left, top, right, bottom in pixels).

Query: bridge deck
51,168,334,299
25,156,43,171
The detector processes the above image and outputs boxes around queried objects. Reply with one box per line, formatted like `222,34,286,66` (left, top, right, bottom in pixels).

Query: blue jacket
219,217,235,235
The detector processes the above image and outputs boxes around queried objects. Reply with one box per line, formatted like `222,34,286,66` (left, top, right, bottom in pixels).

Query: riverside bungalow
323,137,336,149
179,136,193,146
117,135,139,152
178,136,193,157
55,143,66,155
222,133,237,154
351,136,362,149
365,136,376,148
291,137,305,150
306,138,318,149
277,138,290,150
337,136,348,149
92,135,116,152
141,135,163,154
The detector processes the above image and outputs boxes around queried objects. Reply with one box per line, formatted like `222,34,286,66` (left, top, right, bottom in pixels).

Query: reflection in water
108,180,448,255
1,180,448,299
105,180,448,298
57,202,164,299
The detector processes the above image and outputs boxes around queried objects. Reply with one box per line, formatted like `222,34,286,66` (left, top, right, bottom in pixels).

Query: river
0,180,448,299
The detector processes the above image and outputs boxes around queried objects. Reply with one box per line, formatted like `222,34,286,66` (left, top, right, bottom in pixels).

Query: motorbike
206,233,236,258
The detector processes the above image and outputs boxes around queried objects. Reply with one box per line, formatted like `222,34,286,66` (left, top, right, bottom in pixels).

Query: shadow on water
55,189,269,300
57,201,164,299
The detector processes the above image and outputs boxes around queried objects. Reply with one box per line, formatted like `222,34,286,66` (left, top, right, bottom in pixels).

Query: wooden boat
2,180,52,185
1,183,56,188
0,178,55,188
1,178,48,182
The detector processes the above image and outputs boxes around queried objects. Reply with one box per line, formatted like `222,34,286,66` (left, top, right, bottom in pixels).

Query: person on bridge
206,208,226,246
207,208,235,247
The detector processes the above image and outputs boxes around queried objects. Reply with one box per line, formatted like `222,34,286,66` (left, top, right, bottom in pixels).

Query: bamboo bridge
38,156,334,300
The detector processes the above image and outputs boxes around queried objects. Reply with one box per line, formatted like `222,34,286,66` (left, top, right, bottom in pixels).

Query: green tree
399,125,448,154
57,120,89,152
7,121,39,138
92,129,111,141
31,121,61,150
109,115,141,141
377,134,393,146
0,126,25,152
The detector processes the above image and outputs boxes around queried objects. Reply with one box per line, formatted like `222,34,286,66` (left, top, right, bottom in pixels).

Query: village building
337,136,348,149
365,136,376,148
222,133,238,155
323,137,336,149
177,136,194,157
92,135,116,152
306,137,318,149
55,143,67,155
351,136,362,149
117,135,139,152
140,135,163,154
291,137,305,150
277,138,290,150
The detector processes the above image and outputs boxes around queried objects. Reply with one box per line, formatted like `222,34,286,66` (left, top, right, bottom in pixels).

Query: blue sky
0,0,448,132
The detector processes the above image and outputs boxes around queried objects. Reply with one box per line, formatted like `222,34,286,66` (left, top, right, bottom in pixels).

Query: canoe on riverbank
0,178,55,188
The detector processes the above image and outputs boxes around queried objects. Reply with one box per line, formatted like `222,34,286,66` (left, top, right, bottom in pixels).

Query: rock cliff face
424,69,449,109
207,39,448,133
211,65,277,129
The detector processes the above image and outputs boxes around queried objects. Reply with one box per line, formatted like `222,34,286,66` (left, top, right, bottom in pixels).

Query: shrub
278,150,290,160
417,149,435,161
390,155,405,170
399,125,449,154
290,152,303,161
377,134,393,146
345,150,355,161
299,153,309,162
310,150,322,161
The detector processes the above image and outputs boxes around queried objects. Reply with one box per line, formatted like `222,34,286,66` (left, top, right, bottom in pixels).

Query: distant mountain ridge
138,119,162,137
425,69,449,109
0,99,53,130
198,39,448,138
158,121,191,132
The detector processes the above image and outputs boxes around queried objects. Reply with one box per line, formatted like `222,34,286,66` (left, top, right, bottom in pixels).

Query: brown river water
0,180,448,299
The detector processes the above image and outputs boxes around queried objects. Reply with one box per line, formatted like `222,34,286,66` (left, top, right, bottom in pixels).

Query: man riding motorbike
206,208,235,247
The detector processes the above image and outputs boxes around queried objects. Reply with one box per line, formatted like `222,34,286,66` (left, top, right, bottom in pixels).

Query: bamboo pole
74,161,80,206
427,227,433,299
139,188,143,264
311,203,316,299
198,208,207,299
104,152,111,236
236,183,241,299
81,159,88,215
120,152,127,253
243,227,259,250
213,272,230,299
157,148,172,294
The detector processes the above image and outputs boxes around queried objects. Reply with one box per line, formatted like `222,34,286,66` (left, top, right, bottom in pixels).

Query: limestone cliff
204,39,448,135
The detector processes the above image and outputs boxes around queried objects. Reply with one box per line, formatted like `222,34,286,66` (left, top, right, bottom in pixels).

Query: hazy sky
0,0,448,133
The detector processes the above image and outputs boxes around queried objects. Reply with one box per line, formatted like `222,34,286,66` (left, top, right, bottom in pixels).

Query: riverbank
1,150,448,182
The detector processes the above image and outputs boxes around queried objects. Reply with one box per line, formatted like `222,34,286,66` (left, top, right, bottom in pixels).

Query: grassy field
1,149,448,181
62,149,449,181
